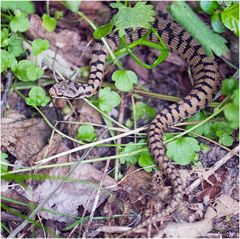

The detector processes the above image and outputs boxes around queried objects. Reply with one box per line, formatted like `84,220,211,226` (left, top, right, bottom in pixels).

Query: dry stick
188,145,239,192
1,71,13,117
114,93,126,180
7,146,95,239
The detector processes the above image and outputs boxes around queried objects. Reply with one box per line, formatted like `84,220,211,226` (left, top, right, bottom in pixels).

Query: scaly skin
49,15,220,234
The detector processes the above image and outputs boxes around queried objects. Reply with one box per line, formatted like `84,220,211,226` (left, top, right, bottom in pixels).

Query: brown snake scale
49,15,220,233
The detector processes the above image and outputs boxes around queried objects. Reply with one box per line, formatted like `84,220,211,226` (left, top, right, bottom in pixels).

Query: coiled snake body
49,15,220,230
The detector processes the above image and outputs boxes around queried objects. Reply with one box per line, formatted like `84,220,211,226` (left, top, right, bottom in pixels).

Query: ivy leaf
166,137,200,165
7,33,24,57
200,0,219,14
110,1,155,37
64,0,81,13
32,39,49,55
98,87,121,112
13,60,44,82
134,102,156,121
42,14,57,32
221,3,239,36
1,0,35,14
77,125,96,143
93,21,114,39
1,50,17,73
138,151,155,172
26,86,51,107
112,70,138,92
10,10,29,32
211,12,225,33
221,78,238,96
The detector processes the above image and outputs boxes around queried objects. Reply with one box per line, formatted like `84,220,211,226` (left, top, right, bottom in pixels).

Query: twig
114,93,126,180
1,71,13,117
188,145,239,192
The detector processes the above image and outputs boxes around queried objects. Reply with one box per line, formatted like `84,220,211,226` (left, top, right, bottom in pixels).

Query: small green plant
166,136,201,165
77,125,96,143
98,87,121,112
1,152,9,174
222,78,239,128
134,102,156,122
32,39,49,55
25,86,51,107
120,140,155,172
12,60,44,82
42,14,57,32
112,70,138,92
200,1,239,35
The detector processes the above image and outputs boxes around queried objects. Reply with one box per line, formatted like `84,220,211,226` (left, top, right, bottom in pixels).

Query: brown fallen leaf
1,110,51,166
28,135,117,223
26,15,90,67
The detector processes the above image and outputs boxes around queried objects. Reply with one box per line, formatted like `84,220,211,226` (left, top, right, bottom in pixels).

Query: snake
49,13,220,233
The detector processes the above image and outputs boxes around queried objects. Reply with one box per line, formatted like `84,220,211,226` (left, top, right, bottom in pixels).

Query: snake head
49,80,81,99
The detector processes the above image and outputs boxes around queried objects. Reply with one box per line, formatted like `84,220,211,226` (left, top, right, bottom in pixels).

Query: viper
49,15,220,232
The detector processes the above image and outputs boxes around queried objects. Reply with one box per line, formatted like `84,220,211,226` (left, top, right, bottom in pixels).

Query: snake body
49,15,220,230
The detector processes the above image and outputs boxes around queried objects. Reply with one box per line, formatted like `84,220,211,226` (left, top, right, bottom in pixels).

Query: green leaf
138,151,155,172
111,1,155,37
112,70,138,92
0,152,9,174
120,141,145,166
1,28,9,47
13,60,44,82
170,1,228,57
186,112,213,138
211,13,225,33
213,121,234,137
7,33,24,57
224,103,239,125
1,50,17,73
134,102,156,122
10,10,29,32
98,87,121,112
233,89,239,107
200,1,219,14
64,0,81,13
26,64,44,81
32,39,49,55
77,125,96,143
166,137,200,165
219,133,234,146
42,14,57,32
221,78,238,96
1,0,35,14
200,143,210,152
221,3,239,36
93,21,114,39
25,86,51,107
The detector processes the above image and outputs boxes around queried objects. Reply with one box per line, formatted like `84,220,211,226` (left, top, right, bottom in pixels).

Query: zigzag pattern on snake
49,14,220,231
